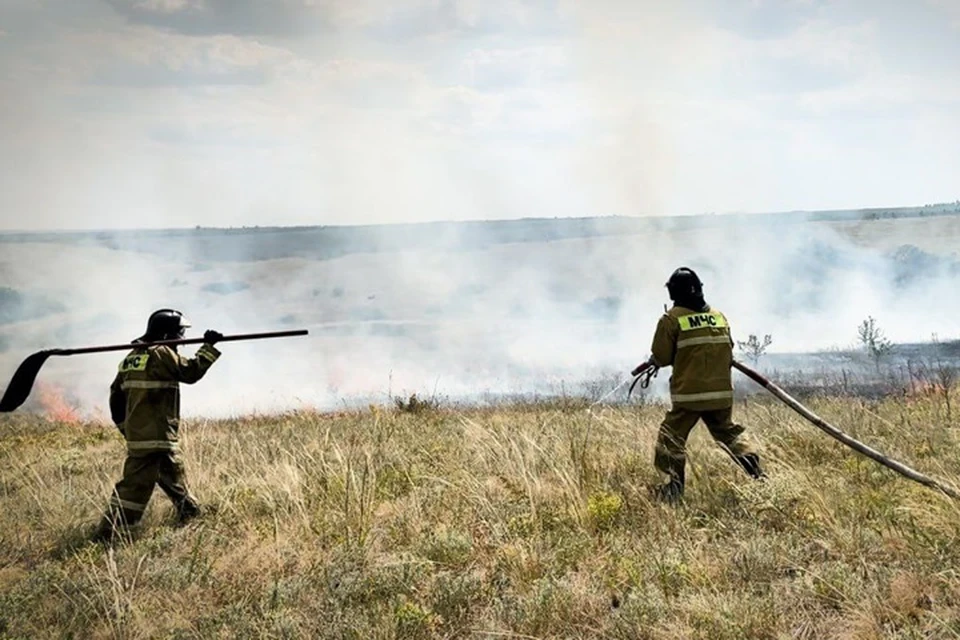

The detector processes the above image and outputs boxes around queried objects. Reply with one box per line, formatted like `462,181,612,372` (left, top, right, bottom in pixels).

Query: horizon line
1,199,958,236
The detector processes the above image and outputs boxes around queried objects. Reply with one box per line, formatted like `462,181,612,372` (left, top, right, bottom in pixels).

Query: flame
903,381,946,406
34,381,81,424
915,381,945,396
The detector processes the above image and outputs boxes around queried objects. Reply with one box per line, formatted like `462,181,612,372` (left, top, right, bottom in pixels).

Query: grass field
3,387,960,639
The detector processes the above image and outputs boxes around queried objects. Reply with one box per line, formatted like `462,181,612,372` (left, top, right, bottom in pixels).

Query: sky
0,0,958,231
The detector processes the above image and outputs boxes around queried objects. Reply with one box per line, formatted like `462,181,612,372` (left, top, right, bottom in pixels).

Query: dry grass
3,392,960,639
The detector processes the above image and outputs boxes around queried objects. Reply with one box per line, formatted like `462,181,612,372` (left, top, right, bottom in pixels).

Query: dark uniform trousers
654,406,754,483
103,450,199,529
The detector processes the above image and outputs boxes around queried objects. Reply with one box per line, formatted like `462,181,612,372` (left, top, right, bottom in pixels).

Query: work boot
175,502,201,526
734,454,766,480
175,500,216,526
90,516,122,545
90,522,115,544
652,478,684,505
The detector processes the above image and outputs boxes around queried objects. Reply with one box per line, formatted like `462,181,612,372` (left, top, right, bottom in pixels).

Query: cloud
693,19,875,99
104,0,573,40
106,0,333,37
84,31,299,87
932,0,960,29
0,0,958,233
365,0,574,41
459,46,569,90
692,0,828,40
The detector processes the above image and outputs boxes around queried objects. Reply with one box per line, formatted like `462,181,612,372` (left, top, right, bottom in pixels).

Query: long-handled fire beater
0,329,308,413
627,357,960,500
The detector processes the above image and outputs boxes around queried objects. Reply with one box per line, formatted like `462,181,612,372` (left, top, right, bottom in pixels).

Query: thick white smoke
1,1,958,419
0,208,958,419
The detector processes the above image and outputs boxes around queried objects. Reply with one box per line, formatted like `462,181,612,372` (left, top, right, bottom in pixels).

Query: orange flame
34,382,81,424
909,382,943,397
905,381,946,404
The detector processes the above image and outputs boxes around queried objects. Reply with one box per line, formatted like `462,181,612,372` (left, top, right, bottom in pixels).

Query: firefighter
633,268,764,503
92,309,223,542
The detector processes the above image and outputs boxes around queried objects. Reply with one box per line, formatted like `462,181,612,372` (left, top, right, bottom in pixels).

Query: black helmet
139,308,191,342
666,267,703,302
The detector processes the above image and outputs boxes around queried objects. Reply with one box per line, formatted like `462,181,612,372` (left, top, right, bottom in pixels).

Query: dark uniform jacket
109,343,220,456
650,305,734,411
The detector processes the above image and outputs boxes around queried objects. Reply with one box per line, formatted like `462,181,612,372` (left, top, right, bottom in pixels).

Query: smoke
1,2,959,419
1,209,959,420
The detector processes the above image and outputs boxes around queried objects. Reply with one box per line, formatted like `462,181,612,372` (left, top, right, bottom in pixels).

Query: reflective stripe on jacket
650,306,734,411
109,343,220,455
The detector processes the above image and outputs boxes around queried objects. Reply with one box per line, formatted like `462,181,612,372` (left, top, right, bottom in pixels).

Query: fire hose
626,357,960,500
628,359,659,398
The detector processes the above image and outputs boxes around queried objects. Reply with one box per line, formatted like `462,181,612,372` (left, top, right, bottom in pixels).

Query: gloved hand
631,360,651,376
203,329,224,345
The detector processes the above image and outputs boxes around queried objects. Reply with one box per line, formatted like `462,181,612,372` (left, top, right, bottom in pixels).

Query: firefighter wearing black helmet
636,268,764,503
93,309,224,541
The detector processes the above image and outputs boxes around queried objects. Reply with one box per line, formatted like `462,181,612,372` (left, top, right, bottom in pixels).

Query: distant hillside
1,202,958,263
